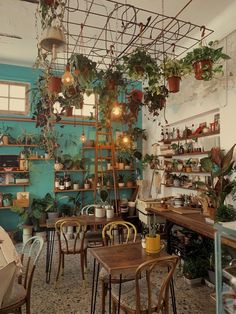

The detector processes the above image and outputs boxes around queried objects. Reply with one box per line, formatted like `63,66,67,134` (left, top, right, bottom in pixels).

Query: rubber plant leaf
221,144,236,174
210,147,222,166
200,157,214,172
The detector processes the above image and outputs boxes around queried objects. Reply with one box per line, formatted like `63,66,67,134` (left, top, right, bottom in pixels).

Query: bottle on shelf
64,174,70,190
160,127,164,141
59,177,65,190
55,176,60,190
165,128,169,141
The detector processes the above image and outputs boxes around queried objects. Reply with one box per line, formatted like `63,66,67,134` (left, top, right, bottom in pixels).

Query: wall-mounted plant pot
173,179,180,187
167,76,181,93
65,106,73,117
48,76,62,94
84,183,90,189
124,165,131,170
3,199,12,207
177,164,183,171
73,183,79,190
106,79,116,91
193,60,212,80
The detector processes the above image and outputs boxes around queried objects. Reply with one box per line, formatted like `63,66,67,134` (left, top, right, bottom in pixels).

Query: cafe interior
1,0,236,313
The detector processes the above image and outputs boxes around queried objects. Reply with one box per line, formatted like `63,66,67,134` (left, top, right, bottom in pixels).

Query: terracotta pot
167,76,181,93
43,0,55,5
65,106,73,116
48,76,62,94
126,181,134,188
2,135,8,145
193,60,213,80
106,79,116,91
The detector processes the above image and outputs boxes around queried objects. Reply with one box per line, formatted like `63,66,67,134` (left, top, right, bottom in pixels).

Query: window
0,81,30,115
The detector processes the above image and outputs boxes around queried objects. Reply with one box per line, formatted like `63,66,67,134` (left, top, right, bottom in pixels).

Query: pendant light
80,108,86,143
111,101,122,117
61,64,74,86
39,26,66,54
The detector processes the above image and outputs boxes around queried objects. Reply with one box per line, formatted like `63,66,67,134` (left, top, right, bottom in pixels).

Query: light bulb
112,105,122,117
80,132,86,143
122,135,129,144
61,64,74,86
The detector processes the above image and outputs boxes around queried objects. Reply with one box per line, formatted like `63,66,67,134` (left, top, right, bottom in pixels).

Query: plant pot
208,269,215,285
106,79,116,90
184,276,202,286
167,76,181,93
126,181,134,188
128,206,136,216
118,182,125,188
84,183,90,190
193,60,213,80
95,207,105,218
106,208,114,219
124,165,131,170
47,212,59,219
42,0,55,5
173,179,180,187
141,238,146,249
185,166,192,173
145,234,161,254
118,163,125,170
3,199,12,207
48,76,62,94
39,213,47,225
177,164,183,171
2,135,8,145
54,162,64,171
73,183,79,190
65,106,73,117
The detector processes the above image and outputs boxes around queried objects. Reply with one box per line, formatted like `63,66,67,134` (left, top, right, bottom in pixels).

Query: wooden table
45,215,124,283
90,242,177,314
146,208,236,249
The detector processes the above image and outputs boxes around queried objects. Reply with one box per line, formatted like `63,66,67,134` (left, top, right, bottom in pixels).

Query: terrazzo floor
23,240,216,314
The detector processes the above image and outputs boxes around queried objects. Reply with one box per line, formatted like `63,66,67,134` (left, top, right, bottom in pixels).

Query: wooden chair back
135,255,179,314
55,218,86,254
102,221,137,246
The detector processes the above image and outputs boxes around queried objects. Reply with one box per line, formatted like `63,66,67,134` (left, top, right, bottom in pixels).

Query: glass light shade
122,134,130,144
111,104,122,117
61,65,74,86
80,132,86,143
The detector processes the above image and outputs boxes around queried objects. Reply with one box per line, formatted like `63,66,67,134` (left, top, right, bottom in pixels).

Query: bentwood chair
111,255,179,314
80,204,103,248
100,221,137,313
55,219,87,283
0,236,44,314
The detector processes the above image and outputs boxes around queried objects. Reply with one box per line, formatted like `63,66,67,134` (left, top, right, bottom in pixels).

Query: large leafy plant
161,57,192,78
199,145,236,221
183,41,230,80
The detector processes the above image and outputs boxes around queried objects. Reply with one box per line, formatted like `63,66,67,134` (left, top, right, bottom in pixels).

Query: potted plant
143,86,168,121
183,257,209,285
142,153,160,169
44,193,60,219
95,188,110,218
198,145,236,221
84,177,91,190
67,192,81,216
160,57,192,93
126,174,135,188
118,174,125,187
183,41,230,81
184,158,192,172
3,193,13,207
145,223,161,255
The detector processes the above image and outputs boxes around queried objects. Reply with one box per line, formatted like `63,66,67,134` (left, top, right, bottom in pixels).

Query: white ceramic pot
95,207,106,218
125,165,131,170
54,162,64,171
106,208,114,219
47,212,59,219
118,182,125,187
73,183,79,190
118,163,125,170
44,153,50,159
84,183,90,189
141,238,146,249
177,164,183,171
107,163,112,170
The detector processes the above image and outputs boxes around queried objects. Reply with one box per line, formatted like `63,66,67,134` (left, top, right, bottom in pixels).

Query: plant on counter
160,57,192,93
3,193,13,207
198,145,236,221
183,41,230,81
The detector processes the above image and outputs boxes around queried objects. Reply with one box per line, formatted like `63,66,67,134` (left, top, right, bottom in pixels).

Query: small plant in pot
118,174,125,188
3,193,13,207
145,223,161,255
95,188,110,218
160,57,192,93
184,158,192,172
125,174,135,188
183,41,230,81
44,193,60,219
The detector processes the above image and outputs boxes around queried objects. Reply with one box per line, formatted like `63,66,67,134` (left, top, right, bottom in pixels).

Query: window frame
0,80,30,116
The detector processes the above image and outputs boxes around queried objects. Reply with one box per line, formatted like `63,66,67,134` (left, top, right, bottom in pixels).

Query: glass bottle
165,128,169,141
64,175,70,190
160,128,164,141
55,176,60,190
59,177,65,190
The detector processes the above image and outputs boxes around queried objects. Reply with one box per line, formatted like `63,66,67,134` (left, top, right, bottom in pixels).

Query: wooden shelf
0,171,29,173
160,151,211,158
54,188,94,193
0,144,38,147
163,184,204,192
161,130,220,144
0,206,12,209
27,158,54,161
82,146,95,150
97,169,135,172
0,183,29,186
54,169,85,173
166,171,210,175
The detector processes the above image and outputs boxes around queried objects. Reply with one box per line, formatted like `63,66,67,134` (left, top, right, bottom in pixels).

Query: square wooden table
90,242,177,314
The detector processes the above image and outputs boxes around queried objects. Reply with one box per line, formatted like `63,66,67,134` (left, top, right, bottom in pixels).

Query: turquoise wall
0,63,142,230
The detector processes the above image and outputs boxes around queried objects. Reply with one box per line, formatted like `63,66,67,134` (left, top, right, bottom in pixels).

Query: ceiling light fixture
61,64,74,86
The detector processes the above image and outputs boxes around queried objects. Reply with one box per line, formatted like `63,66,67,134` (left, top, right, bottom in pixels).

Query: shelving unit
0,144,38,147
160,130,220,144
214,222,236,314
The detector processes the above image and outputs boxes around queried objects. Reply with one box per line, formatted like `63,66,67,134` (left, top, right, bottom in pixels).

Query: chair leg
62,253,65,276
101,281,107,314
112,299,116,314
26,299,31,314
80,253,85,281
56,252,62,282
84,249,88,268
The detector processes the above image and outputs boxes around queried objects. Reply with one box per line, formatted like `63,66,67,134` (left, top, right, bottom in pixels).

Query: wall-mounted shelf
0,171,29,174
166,171,210,176
0,144,38,147
54,188,94,193
0,183,29,186
54,169,85,173
0,206,12,210
160,151,211,158
27,158,54,161
97,169,135,172
163,184,204,192
161,130,220,144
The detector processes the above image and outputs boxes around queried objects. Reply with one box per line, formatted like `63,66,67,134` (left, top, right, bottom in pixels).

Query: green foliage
183,257,209,279
143,86,168,121
160,57,192,78
216,204,236,222
183,41,230,80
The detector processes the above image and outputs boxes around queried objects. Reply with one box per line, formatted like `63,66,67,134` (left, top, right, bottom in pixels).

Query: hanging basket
167,76,181,93
48,76,62,94
193,60,213,80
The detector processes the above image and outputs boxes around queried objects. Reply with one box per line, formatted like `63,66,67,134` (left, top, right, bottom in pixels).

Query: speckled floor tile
18,241,215,314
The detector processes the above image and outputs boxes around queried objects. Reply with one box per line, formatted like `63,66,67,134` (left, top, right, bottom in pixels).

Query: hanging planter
167,76,181,93
193,60,213,80
48,76,62,94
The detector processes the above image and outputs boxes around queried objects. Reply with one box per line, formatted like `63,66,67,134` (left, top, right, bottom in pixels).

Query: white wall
142,29,236,198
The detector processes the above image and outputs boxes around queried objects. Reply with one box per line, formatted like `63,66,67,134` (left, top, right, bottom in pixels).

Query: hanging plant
123,48,161,90
103,64,126,91
37,0,66,31
69,53,97,88
183,41,230,81
143,85,168,120
160,57,192,93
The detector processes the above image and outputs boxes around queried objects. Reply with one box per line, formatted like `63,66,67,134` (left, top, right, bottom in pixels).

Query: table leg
109,274,112,314
164,221,174,255
169,276,177,314
45,228,55,284
118,274,122,314
91,258,100,314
